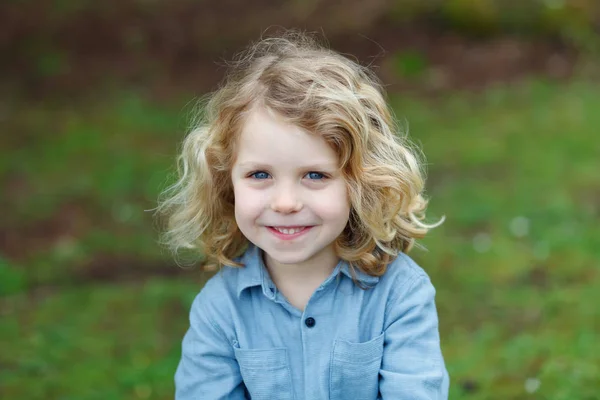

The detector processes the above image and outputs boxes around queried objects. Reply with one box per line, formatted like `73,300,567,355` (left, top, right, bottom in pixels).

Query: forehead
235,108,339,166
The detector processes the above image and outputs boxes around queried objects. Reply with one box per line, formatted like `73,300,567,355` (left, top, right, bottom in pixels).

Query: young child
158,31,449,399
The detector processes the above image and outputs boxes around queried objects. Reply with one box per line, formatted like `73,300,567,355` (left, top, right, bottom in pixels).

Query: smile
267,226,312,239
273,227,306,234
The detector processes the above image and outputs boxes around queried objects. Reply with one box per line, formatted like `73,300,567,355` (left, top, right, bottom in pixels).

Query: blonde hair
156,31,442,276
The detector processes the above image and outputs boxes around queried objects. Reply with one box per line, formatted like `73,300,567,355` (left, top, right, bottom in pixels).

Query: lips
271,226,307,234
266,225,313,240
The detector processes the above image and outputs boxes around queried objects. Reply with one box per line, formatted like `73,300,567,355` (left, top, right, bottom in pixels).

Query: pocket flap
234,347,289,370
332,333,385,364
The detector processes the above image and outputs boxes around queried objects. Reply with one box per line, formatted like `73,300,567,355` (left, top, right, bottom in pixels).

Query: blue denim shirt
175,245,449,399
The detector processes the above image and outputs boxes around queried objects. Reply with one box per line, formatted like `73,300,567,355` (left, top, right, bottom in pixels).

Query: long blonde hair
156,31,442,276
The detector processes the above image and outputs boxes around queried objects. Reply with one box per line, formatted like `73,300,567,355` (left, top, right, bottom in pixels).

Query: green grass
0,278,205,400
1,78,599,399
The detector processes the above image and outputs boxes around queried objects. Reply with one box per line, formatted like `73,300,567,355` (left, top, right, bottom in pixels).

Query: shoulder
189,259,248,324
378,253,440,331
183,265,246,344
377,252,436,306
194,264,243,307
201,264,242,295
192,245,263,314
381,252,431,287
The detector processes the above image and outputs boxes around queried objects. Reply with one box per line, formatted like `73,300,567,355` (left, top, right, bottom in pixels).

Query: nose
270,184,302,214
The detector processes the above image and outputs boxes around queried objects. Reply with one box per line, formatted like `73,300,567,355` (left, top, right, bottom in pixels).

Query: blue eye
251,171,270,180
306,172,325,180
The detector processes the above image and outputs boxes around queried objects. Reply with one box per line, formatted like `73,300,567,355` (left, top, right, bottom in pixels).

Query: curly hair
156,30,442,276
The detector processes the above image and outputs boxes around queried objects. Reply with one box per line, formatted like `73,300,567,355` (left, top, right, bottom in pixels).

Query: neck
263,247,339,295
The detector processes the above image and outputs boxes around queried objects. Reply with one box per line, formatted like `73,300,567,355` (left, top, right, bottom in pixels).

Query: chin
271,253,310,265
263,248,313,265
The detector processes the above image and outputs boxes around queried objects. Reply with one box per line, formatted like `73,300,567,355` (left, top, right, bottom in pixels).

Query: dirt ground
1,2,579,99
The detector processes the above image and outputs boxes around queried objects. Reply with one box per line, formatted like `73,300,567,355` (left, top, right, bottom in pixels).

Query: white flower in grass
113,202,134,222
472,233,492,253
524,377,541,393
510,216,530,238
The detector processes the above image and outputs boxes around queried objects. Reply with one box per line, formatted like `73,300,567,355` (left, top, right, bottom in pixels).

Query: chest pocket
234,347,294,400
330,333,384,400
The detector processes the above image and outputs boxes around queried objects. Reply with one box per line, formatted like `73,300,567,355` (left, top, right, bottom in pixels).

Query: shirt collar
235,245,266,298
339,262,380,285
235,245,380,298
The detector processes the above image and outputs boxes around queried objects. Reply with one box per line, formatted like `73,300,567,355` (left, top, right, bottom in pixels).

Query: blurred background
1,0,599,399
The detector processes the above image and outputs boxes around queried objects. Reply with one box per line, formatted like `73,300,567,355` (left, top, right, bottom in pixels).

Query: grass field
1,77,599,399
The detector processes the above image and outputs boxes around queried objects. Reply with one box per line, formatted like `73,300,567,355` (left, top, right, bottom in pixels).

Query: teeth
274,227,304,235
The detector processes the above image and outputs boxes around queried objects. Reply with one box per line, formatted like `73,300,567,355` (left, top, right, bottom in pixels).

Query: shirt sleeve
174,292,247,400
379,274,450,399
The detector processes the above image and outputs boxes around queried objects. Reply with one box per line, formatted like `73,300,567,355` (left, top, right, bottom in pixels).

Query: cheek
316,185,351,221
233,184,265,218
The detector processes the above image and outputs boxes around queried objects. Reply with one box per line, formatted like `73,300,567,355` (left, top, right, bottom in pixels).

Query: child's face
231,108,350,269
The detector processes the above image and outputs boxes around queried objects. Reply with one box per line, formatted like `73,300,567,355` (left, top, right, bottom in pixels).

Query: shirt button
304,317,316,328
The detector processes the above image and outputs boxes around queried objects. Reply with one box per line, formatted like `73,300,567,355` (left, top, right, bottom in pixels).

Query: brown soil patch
1,3,579,99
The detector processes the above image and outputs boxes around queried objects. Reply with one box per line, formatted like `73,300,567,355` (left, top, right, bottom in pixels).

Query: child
158,31,449,399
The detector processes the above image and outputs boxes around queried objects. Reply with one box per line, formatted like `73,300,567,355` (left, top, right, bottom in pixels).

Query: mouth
271,226,307,234
266,226,313,239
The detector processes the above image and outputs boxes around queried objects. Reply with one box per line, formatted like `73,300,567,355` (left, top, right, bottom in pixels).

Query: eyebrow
236,161,339,170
